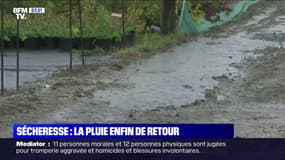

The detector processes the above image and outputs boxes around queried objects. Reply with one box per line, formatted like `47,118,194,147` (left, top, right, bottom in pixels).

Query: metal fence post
78,0,84,65
121,0,125,49
16,0,20,90
1,0,4,94
69,0,73,70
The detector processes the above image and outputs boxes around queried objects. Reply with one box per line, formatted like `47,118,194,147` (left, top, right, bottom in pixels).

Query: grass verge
115,32,192,59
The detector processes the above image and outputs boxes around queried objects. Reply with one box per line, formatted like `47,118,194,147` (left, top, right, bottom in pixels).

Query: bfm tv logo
13,7,45,20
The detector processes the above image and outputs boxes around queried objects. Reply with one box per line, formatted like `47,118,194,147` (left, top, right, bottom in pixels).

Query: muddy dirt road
1,1,285,138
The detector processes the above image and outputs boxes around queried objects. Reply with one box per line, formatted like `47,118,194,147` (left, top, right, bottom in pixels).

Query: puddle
1,50,83,89
92,31,278,110
275,15,285,25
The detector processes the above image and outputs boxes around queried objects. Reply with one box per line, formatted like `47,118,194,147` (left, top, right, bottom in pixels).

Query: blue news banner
13,124,233,139
0,124,284,160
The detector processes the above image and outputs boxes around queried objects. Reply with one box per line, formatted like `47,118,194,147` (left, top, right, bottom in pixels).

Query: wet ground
92,31,278,109
0,1,285,138
1,50,77,89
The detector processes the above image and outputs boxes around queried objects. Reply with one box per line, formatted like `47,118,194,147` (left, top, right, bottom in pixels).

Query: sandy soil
1,1,285,138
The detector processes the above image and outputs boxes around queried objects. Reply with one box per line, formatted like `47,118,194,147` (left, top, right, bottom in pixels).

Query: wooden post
161,0,176,34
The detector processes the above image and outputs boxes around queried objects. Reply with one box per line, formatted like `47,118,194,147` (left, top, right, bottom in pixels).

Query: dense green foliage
176,0,234,23
3,0,126,40
2,0,235,41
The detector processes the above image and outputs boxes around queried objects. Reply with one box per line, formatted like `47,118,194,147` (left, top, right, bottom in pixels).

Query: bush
189,0,233,22
126,0,160,33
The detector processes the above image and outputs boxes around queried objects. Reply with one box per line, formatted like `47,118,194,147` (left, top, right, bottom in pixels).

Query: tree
160,0,176,34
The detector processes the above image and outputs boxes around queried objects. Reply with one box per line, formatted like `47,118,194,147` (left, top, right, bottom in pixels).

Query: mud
130,47,285,138
1,1,285,138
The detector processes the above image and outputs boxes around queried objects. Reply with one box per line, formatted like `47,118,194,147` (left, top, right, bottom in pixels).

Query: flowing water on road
92,32,278,109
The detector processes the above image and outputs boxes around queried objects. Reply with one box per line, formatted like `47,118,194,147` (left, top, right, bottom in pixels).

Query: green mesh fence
178,0,259,34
